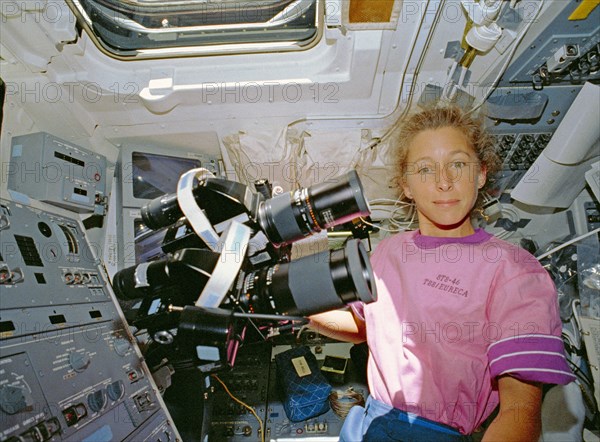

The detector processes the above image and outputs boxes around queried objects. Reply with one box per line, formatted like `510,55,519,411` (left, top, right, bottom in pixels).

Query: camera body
113,170,376,373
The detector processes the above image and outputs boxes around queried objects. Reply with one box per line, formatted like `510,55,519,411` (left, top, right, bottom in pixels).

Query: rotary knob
0,385,32,414
69,352,91,372
87,389,107,413
107,380,125,402
113,337,131,357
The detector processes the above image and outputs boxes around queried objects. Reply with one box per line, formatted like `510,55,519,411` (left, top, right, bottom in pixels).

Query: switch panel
0,199,180,442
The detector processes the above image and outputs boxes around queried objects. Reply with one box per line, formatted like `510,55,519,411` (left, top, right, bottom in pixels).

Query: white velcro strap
195,220,252,308
177,168,220,252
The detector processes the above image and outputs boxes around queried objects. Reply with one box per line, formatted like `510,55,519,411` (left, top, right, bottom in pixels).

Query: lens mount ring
346,170,371,215
344,239,377,303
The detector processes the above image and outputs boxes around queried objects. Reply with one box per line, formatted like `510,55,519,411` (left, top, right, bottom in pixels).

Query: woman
310,106,575,441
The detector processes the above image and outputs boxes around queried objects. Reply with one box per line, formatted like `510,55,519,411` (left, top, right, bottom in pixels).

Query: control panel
207,343,272,441
500,2,600,88
7,132,108,213
494,132,552,171
0,199,180,442
196,339,368,441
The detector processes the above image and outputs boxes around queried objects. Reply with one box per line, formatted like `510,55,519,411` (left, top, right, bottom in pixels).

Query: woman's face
402,126,486,237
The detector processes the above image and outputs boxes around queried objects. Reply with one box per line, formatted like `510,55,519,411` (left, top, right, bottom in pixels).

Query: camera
112,170,377,373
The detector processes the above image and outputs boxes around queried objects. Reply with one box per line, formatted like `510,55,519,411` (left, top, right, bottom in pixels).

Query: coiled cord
329,387,366,418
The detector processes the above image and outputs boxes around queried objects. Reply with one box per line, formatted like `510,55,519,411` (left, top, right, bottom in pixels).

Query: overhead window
67,0,321,58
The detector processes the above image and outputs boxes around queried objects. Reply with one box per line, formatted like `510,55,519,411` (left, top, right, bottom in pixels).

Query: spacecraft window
67,0,321,58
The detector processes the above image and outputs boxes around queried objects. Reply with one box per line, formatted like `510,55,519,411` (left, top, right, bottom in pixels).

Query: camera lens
141,192,182,231
140,171,370,247
258,170,370,246
240,239,376,317
112,249,219,301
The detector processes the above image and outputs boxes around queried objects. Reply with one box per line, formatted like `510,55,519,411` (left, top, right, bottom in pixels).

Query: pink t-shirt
352,229,575,434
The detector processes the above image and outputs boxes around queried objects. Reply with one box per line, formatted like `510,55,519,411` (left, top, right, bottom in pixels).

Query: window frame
66,0,324,60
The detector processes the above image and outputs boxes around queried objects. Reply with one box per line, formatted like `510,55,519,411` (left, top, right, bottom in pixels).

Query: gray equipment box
8,132,107,212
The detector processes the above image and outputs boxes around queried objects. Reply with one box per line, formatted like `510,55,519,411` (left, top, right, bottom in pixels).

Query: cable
295,323,313,341
536,228,600,261
566,357,596,391
282,0,443,171
359,216,397,233
211,374,265,442
468,0,546,115
224,298,268,342
329,387,366,418
571,299,585,339
499,205,521,223
367,196,418,233
232,312,308,323
493,230,513,239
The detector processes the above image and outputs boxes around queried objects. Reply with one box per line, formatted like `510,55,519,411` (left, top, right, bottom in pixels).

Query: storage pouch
275,346,332,422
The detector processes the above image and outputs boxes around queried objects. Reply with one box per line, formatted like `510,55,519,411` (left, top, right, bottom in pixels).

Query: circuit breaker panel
0,199,179,442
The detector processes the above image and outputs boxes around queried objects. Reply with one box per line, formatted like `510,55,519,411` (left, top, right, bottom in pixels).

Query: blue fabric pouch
275,346,332,422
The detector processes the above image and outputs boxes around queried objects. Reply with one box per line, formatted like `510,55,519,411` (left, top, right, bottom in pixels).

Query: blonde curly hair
391,106,501,211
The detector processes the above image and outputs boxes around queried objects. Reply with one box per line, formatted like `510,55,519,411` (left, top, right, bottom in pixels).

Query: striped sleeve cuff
488,334,576,385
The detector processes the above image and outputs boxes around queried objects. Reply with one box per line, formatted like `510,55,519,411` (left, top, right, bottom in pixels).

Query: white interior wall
0,0,582,248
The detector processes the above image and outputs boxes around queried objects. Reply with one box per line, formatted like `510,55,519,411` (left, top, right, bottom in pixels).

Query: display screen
322,356,347,372
132,151,202,200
